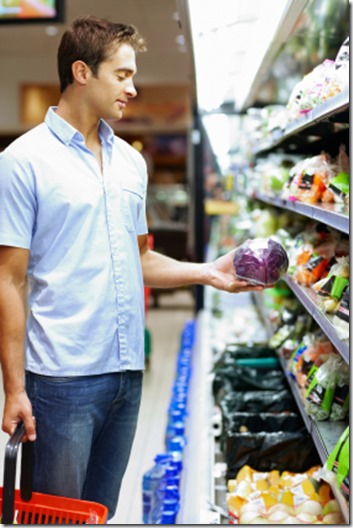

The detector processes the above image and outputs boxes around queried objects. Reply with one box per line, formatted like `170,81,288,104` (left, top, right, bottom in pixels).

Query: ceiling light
187,0,292,112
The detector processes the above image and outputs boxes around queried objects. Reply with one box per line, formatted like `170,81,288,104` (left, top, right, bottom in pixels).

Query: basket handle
2,422,33,524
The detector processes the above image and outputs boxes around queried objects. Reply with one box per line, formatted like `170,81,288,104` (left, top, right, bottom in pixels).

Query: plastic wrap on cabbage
233,238,289,286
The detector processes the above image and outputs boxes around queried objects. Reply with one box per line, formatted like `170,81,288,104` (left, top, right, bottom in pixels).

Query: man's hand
205,249,266,293
2,391,36,442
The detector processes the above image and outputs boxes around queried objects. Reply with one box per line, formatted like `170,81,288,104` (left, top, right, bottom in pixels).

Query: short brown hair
57,15,147,93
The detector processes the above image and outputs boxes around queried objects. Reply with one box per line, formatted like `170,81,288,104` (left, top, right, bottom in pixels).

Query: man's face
86,43,138,121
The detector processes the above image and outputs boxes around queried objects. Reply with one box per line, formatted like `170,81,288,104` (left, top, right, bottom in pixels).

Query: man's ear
71,60,91,85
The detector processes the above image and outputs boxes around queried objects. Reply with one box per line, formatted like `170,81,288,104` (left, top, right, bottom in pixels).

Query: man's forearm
141,249,208,289
0,281,27,396
140,248,265,295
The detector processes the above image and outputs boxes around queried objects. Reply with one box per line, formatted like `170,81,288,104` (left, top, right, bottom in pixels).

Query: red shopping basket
1,423,108,524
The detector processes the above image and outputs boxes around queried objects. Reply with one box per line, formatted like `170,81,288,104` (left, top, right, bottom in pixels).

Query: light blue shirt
0,107,148,375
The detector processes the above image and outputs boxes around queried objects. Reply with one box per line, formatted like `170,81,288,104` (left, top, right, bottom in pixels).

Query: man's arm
138,234,264,294
0,246,36,440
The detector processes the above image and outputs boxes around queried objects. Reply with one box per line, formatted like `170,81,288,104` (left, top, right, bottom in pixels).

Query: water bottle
152,482,180,523
166,435,185,473
159,509,177,524
151,452,182,524
160,485,180,524
165,463,180,488
142,454,171,524
168,398,187,414
165,408,187,448
146,320,194,524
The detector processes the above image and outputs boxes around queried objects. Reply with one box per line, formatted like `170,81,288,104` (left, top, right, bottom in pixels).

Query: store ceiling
0,0,348,118
0,0,193,87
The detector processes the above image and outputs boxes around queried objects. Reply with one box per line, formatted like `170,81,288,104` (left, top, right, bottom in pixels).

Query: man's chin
106,115,123,127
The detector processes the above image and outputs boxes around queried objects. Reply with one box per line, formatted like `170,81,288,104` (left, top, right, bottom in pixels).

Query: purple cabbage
233,238,289,286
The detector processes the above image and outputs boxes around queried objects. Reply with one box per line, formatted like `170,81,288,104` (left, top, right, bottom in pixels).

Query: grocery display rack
252,89,349,155
283,276,349,363
176,1,349,522
251,87,350,370
177,89,349,525
178,284,349,524
250,84,349,524
253,192,349,234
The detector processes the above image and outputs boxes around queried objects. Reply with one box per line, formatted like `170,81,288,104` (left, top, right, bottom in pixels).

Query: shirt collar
45,107,115,150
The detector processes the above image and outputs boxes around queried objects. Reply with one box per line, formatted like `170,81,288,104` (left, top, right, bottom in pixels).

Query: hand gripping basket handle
2,422,32,524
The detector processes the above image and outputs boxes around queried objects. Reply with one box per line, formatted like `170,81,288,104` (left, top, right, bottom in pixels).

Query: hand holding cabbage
205,248,267,294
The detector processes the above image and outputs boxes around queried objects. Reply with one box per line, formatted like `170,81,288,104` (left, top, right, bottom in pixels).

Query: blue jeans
25,370,143,520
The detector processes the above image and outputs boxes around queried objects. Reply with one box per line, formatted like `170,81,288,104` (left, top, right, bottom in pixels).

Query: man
0,15,263,519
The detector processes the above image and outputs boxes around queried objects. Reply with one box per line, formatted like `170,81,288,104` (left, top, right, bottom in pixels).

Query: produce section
175,0,349,524
178,277,349,523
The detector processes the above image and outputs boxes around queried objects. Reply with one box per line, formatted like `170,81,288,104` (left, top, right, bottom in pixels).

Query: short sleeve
0,150,37,249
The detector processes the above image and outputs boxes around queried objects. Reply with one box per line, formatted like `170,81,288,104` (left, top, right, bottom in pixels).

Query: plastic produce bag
312,256,349,314
225,430,321,480
284,152,335,204
328,36,349,94
328,171,350,203
294,252,330,287
233,238,289,286
322,427,349,502
295,340,335,388
322,144,350,205
332,285,349,341
286,59,339,120
329,359,349,421
304,354,343,421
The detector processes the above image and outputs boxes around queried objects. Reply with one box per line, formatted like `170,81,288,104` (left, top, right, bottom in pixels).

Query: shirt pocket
121,182,144,233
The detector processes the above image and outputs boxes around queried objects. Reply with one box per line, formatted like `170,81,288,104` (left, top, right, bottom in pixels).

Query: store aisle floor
110,289,194,524
0,289,194,525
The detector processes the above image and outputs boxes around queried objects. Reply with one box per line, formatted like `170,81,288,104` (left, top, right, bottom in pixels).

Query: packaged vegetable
233,238,289,286
294,252,330,286
295,340,334,389
329,172,350,203
321,426,349,504
332,285,349,341
312,256,349,313
330,359,349,421
286,60,338,121
304,355,337,420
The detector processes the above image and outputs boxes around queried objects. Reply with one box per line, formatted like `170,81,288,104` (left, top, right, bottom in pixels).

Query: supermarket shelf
282,362,347,463
285,90,350,134
253,192,349,234
253,90,349,155
284,276,349,364
280,360,349,524
255,289,349,472
180,293,349,524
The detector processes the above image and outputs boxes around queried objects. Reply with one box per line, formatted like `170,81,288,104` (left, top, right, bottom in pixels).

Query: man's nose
126,79,137,98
